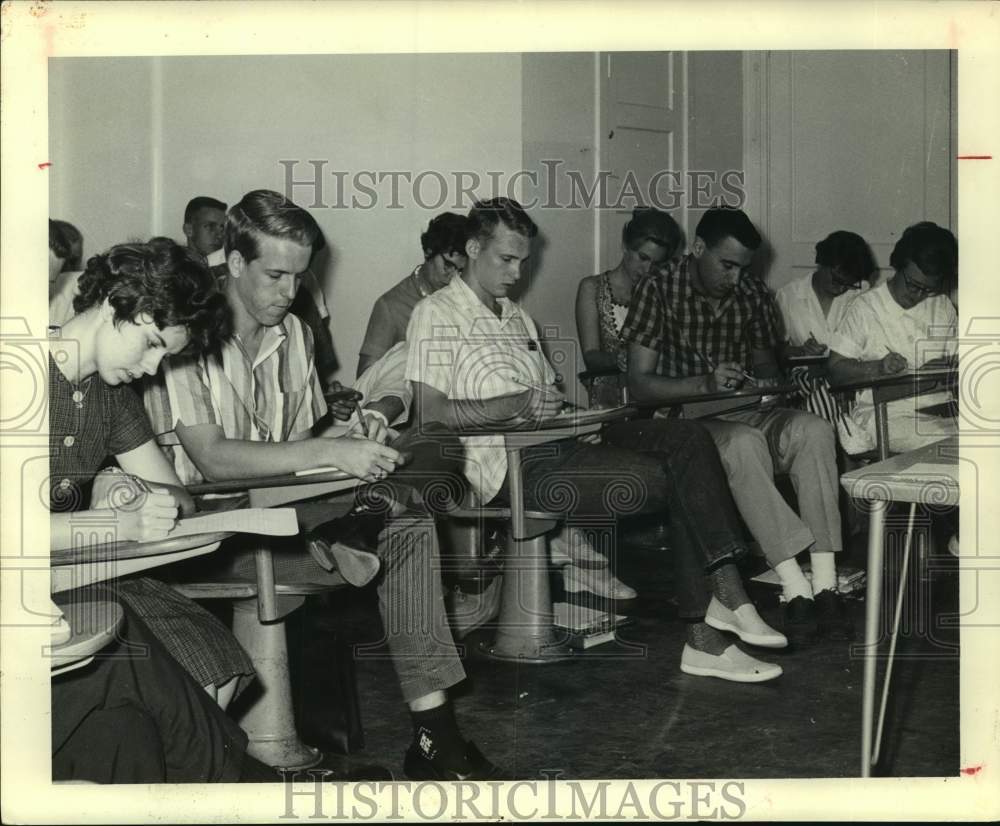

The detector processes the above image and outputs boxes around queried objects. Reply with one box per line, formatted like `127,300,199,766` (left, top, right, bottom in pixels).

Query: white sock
810,551,838,593
775,558,813,602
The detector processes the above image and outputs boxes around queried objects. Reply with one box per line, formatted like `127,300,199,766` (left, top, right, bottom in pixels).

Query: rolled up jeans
507,418,749,619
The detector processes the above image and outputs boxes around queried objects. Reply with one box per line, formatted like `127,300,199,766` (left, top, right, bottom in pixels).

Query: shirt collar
447,275,518,323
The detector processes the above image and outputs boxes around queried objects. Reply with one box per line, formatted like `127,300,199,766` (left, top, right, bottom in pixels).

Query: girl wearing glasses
830,222,958,454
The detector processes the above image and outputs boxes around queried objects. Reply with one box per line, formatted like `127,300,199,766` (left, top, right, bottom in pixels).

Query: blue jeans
512,418,749,619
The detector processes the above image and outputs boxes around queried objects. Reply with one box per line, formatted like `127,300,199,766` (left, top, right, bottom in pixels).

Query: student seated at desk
830,221,958,454
49,240,255,710
48,219,85,328
46,239,279,783
357,211,467,378
773,231,875,450
407,197,786,683
623,207,853,646
575,207,683,409
144,189,506,781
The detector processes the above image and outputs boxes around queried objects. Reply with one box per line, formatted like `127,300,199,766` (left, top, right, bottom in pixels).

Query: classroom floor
274,516,960,781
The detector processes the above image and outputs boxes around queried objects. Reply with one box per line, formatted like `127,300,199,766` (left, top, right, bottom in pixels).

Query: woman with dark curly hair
48,240,256,711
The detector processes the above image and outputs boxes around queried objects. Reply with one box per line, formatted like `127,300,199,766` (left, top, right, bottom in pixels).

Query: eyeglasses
441,257,464,275
831,276,863,290
901,270,942,297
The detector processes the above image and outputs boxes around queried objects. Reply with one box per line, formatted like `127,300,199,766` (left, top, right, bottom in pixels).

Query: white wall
49,53,523,380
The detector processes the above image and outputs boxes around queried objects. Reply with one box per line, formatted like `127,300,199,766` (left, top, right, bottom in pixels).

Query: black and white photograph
1,1,998,822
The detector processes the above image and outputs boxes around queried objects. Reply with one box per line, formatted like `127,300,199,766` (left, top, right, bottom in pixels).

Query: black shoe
814,589,855,641
403,740,510,781
783,596,818,647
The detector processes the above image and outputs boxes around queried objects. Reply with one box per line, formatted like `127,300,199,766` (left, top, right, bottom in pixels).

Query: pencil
352,399,371,438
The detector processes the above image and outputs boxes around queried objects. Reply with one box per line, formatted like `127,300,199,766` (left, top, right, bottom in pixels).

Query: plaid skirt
96,576,256,698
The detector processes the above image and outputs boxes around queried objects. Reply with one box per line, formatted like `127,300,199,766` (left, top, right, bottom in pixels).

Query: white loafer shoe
562,564,637,600
705,596,788,648
679,644,783,683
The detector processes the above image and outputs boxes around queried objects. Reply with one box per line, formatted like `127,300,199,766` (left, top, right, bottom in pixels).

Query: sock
810,551,837,594
686,619,729,655
775,558,813,602
410,702,467,769
708,561,749,611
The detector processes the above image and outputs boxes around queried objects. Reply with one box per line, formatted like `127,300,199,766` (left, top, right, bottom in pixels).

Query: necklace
411,266,431,298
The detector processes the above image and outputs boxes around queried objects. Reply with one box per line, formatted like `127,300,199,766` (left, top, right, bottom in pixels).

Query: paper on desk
167,508,299,538
899,463,959,486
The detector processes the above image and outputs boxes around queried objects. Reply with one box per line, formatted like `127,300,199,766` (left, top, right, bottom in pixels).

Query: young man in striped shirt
145,189,505,781
622,207,853,645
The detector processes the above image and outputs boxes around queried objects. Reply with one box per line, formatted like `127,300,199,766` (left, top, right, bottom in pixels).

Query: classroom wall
49,53,524,380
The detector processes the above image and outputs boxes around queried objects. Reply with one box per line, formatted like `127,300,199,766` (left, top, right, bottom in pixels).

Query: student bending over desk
623,207,853,647
407,197,787,684
830,222,958,454
47,240,281,782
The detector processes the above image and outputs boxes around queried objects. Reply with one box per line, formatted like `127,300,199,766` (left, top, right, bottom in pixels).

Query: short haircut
421,212,468,259
467,197,538,246
889,221,957,283
49,219,71,261
73,240,232,355
184,196,228,224
224,189,323,264
51,219,83,271
622,207,683,255
814,230,876,284
695,207,762,252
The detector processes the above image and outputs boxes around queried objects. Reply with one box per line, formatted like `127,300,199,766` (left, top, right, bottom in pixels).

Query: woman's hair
224,189,324,264
51,219,83,271
73,240,232,354
49,220,71,262
621,208,683,255
889,221,957,283
814,230,876,283
421,212,468,259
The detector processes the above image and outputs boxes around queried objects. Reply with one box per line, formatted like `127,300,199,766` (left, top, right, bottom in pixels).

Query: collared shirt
774,273,869,354
621,254,781,377
404,275,556,504
48,352,153,510
144,315,325,486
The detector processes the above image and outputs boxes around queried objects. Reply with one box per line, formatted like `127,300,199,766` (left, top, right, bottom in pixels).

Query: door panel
599,52,688,272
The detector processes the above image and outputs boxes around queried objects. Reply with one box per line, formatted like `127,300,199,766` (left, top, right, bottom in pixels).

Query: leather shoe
705,596,787,648
679,644,782,683
306,534,381,587
562,563,637,600
783,595,818,647
814,589,854,641
403,740,510,781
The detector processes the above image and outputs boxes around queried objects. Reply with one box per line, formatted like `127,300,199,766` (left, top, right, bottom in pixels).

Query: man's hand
325,381,361,421
513,386,565,423
704,361,746,393
351,411,393,445
880,351,908,375
786,335,827,358
322,435,402,483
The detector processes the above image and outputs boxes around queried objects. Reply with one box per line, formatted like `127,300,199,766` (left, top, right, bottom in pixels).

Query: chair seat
448,506,562,521
174,578,346,600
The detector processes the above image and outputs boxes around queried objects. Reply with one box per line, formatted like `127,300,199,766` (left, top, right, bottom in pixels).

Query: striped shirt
621,254,781,377
144,315,326,486
404,275,556,504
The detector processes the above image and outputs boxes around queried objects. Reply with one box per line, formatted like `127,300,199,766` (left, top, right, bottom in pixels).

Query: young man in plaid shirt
622,207,853,645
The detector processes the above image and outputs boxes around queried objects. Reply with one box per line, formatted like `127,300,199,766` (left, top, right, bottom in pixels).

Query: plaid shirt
144,313,326,486
621,254,781,377
404,275,556,504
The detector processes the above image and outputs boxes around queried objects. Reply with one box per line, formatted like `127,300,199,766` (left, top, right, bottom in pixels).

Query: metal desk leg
480,447,571,663
874,400,891,461
861,499,888,776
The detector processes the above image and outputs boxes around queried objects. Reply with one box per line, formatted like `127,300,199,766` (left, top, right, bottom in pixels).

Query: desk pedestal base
478,535,573,664
233,601,323,771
